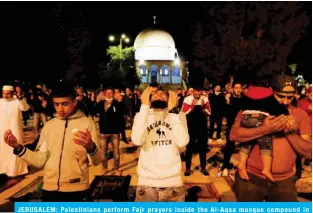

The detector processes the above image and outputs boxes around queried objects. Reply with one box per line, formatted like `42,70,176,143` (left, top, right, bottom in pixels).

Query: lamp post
108,34,130,72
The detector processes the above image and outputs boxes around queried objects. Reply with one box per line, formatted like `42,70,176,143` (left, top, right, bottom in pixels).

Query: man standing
182,87,211,176
131,86,189,202
208,84,225,143
0,85,30,177
221,82,243,177
4,83,102,201
96,88,125,175
230,75,311,201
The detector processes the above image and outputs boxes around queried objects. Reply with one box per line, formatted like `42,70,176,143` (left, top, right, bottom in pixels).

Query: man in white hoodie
131,86,189,202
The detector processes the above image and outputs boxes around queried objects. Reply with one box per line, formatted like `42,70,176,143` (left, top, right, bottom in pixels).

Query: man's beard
151,100,167,109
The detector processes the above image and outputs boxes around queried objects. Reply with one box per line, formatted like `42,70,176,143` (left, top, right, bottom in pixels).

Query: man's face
53,97,77,119
105,89,114,99
193,90,202,99
151,90,168,103
2,90,13,99
214,85,221,92
15,86,22,93
274,91,295,106
233,84,242,96
77,88,84,96
126,88,131,95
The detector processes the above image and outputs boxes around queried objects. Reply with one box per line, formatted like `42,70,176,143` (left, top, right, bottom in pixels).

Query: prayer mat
0,174,26,194
90,175,132,201
184,182,220,202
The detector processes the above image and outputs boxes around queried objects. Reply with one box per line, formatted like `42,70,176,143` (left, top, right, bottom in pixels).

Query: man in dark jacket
208,84,226,143
96,88,125,175
182,87,211,176
221,82,243,176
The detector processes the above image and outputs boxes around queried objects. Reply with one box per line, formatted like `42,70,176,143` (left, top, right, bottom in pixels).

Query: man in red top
297,86,312,126
230,74,311,201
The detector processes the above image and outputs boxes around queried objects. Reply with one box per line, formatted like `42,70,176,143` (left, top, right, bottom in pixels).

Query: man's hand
263,115,288,134
42,100,47,108
76,96,83,101
284,115,298,134
4,130,20,148
225,93,231,105
73,129,95,153
141,86,153,106
168,90,178,110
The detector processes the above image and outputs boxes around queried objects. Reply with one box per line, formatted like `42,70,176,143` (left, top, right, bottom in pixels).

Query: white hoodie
131,105,189,187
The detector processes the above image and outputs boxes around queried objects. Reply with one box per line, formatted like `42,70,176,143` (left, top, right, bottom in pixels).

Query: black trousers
42,189,90,202
222,123,235,170
208,114,223,139
185,132,208,170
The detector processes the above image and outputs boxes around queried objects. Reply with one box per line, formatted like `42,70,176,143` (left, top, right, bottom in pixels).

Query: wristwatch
168,107,180,114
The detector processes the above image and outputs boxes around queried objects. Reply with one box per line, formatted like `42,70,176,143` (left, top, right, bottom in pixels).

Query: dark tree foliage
192,2,310,85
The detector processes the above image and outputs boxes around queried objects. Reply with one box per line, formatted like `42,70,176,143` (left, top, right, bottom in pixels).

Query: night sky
0,2,311,84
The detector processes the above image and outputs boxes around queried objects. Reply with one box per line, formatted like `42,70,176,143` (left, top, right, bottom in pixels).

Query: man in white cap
0,85,30,177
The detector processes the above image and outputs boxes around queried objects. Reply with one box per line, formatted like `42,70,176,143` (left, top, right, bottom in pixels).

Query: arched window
139,65,147,75
164,69,168,75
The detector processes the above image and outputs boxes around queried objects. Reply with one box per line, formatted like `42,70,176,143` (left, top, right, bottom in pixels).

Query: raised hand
141,86,153,106
4,130,19,148
168,90,178,110
72,129,95,153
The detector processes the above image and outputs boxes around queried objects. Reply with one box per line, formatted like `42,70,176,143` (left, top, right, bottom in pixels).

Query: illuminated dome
134,28,178,61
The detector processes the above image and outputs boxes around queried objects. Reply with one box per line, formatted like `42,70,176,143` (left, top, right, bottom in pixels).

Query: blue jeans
135,185,185,202
240,113,272,156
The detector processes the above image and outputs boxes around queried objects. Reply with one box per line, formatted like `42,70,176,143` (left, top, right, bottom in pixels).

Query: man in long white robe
0,85,30,177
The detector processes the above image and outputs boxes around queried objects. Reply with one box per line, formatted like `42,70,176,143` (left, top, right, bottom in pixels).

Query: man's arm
17,97,30,112
87,120,102,166
14,129,48,168
131,104,149,146
230,112,288,143
286,110,312,159
169,112,189,148
286,134,311,159
181,96,196,115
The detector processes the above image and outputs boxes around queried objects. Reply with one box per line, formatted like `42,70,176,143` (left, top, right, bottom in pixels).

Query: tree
106,45,137,86
53,3,94,85
192,2,310,85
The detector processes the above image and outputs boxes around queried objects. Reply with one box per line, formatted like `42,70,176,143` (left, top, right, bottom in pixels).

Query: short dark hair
232,81,242,88
51,83,76,100
105,87,114,93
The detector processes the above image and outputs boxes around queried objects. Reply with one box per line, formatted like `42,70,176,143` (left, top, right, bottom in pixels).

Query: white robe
0,98,30,177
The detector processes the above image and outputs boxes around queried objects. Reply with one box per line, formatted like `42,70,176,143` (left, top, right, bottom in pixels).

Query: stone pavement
0,118,311,204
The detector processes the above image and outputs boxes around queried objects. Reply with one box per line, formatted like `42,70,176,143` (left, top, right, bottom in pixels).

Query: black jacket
96,100,125,134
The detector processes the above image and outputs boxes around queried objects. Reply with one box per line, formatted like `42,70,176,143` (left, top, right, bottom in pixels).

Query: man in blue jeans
131,86,189,202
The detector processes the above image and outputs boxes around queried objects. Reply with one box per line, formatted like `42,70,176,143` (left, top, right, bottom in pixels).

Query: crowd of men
0,73,311,202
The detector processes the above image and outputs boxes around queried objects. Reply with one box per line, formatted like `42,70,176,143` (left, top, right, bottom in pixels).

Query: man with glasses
131,86,189,201
230,74,311,201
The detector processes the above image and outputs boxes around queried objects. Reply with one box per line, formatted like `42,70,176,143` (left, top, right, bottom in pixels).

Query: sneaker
217,139,223,143
184,170,191,176
201,169,209,176
222,169,228,177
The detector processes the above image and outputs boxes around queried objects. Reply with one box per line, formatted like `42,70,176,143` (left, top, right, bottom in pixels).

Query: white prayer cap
2,85,14,91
